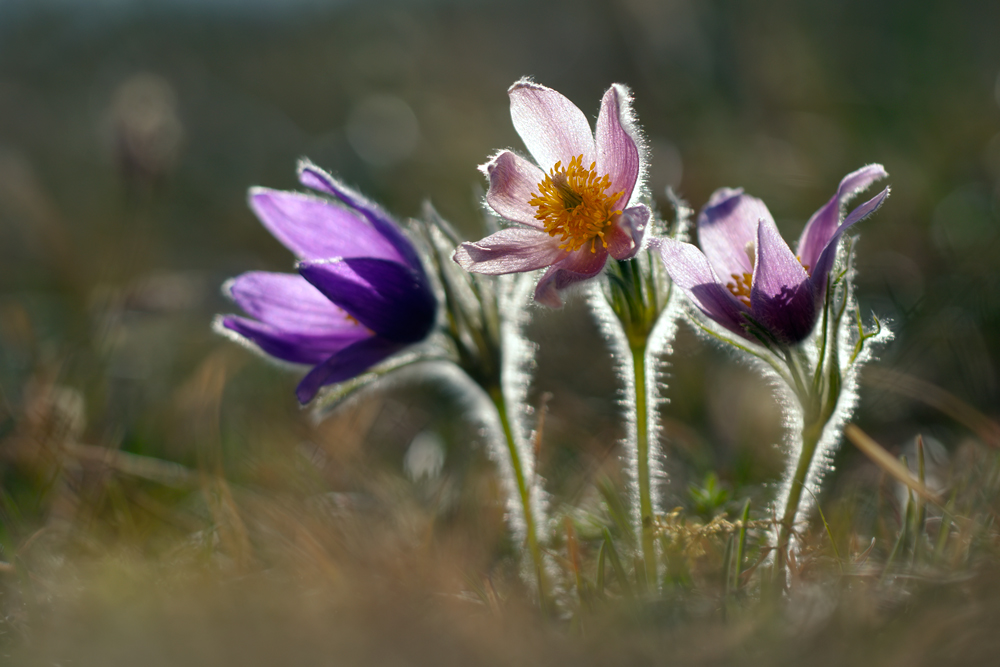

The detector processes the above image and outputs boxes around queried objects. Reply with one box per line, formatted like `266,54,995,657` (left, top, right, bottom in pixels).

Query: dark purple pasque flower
656,164,889,345
217,161,436,404
454,79,650,308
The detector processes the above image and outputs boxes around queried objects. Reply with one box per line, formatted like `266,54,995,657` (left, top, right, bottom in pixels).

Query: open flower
216,161,436,404
454,79,650,307
655,164,889,345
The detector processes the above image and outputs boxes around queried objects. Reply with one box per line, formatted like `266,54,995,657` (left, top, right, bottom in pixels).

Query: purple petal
220,314,369,366
533,245,609,308
481,151,547,229
698,188,773,280
606,205,650,260
453,227,566,275
298,258,436,344
226,272,356,334
595,84,640,209
296,335,404,404
249,188,404,263
750,217,815,344
843,184,890,228
808,186,890,297
508,79,595,171
296,160,423,271
653,237,751,338
796,164,888,271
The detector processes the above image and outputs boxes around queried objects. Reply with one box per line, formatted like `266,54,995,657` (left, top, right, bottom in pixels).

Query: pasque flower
655,164,889,345
217,161,436,404
454,79,651,307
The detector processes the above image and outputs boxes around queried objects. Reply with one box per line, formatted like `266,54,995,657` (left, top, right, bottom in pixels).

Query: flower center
528,154,625,253
726,244,811,307
727,272,753,307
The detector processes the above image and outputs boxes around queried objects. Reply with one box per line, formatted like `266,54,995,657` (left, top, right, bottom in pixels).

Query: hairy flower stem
773,345,839,585
774,413,824,580
631,341,658,590
489,385,550,608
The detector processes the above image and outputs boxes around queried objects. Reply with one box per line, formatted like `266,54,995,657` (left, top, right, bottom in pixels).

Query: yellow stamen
727,256,811,306
727,272,753,307
528,155,625,253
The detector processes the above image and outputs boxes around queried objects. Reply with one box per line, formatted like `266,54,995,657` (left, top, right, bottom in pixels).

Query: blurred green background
0,0,998,562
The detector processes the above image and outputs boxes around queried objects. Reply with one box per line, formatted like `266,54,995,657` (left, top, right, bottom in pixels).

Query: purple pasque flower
217,160,436,404
656,164,889,345
454,79,651,308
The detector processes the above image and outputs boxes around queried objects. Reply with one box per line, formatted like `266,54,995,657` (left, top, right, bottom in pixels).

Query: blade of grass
881,488,913,583
914,435,927,562
854,537,876,566
722,533,734,598
596,540,607,597
602,527,634,600
598,480,634,547
734,499,750,590
933,492,957,563
804,487,844,573
845,424,942,505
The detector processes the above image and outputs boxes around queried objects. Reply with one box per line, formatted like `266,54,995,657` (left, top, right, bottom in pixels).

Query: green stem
774,413,824,584
631,342,658,590
488,385,549,608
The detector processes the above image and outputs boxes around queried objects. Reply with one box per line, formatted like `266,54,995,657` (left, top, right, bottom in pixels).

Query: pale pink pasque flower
454,79,650,307
655,165,889,345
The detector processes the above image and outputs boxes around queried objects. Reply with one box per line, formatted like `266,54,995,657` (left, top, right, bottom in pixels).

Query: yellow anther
528,155,624,253
727,272,753,307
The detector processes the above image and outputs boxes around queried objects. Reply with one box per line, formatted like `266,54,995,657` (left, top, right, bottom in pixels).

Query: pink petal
595,84,641,209
453,227,566,275
508,79,595,171
653,237,750,337
533,245,609,308
698,188,773,280
796,164,888,271
808,185,890,298
481,151,547,229
606,205,650,260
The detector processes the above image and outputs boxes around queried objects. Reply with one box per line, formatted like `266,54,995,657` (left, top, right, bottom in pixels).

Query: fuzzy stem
774,413,824,581
631,341,658,589
488,384,549,608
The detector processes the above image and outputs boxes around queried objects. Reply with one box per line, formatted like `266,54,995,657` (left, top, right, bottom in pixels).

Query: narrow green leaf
596,540,607,597
734,499,750,590
602,527,634,600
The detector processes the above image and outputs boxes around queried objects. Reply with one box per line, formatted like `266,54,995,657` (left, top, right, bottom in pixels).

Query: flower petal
225,271,356,334
653,237,750,337
296,160,424,270
481,151,547,229
606,205,650,260
219,315,368,366
249,188,404,263
796,164,888,271
808,186,890,297
296,335,404,404
453,227,566,275
533,245,609,308
508,79,595,171
298,257,436,344
750,216,815,344
595,84,640,209
698,188,773,280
